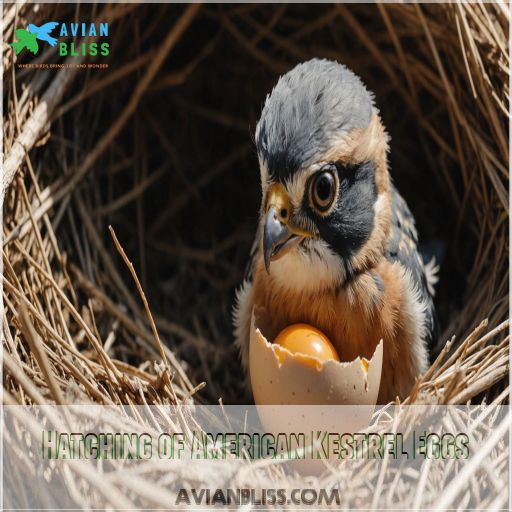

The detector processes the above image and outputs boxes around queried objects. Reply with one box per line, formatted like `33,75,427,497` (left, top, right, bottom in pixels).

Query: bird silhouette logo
11,21,59,55
11,29,39,55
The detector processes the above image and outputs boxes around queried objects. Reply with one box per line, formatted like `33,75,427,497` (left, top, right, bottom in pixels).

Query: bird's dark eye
311,171,336,212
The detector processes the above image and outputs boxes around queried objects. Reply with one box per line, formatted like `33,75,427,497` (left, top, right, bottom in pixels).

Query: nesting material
2,3,509,509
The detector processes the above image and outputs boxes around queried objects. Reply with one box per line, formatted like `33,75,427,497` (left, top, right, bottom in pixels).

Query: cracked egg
249,309,383,407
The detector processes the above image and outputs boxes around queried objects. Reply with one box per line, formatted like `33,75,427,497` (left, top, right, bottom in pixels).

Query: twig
109,226,168,367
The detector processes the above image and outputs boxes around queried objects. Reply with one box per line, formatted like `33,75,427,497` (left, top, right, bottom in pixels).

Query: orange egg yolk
274,323,340,368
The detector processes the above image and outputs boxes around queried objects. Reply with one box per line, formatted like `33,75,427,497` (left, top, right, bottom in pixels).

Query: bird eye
311,171,336,212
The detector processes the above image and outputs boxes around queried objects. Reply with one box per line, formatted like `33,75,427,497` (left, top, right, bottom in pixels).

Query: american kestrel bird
233,59,438,404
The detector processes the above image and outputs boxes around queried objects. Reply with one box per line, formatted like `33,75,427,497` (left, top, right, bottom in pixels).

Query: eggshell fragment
249,310,383,407
249,309,383,472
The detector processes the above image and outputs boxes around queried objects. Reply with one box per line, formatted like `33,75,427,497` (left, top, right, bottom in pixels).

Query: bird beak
263,183,312,273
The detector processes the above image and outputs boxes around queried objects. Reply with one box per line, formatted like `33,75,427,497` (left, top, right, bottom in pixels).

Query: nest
2,3,509,509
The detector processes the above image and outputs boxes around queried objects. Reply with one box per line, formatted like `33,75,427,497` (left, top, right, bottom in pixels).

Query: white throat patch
268,238,345,295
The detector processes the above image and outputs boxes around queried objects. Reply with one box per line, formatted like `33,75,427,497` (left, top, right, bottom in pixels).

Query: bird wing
38,21,59,35
387,185,419,278
386,185,439,353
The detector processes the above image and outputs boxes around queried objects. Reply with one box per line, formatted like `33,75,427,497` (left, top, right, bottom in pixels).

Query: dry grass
2,3,509,509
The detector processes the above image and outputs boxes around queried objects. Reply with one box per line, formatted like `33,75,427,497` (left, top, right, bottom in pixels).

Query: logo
11,22,110,58
11,22,58,55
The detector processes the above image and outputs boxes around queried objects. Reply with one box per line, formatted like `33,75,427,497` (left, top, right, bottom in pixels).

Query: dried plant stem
2,57,83,199
109,226,168,367
1,4,508,508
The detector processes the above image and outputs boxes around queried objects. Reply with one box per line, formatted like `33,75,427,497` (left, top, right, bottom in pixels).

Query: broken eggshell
249,308,383,445
249,308,383,473
249,309,383,407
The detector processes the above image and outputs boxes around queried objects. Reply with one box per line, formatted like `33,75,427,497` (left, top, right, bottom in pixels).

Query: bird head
255,59,392,294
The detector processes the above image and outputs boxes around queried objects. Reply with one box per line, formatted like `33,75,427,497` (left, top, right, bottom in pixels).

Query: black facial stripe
306,161,377,260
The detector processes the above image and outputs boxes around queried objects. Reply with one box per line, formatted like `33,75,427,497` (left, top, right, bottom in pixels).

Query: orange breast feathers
251,257,426,403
